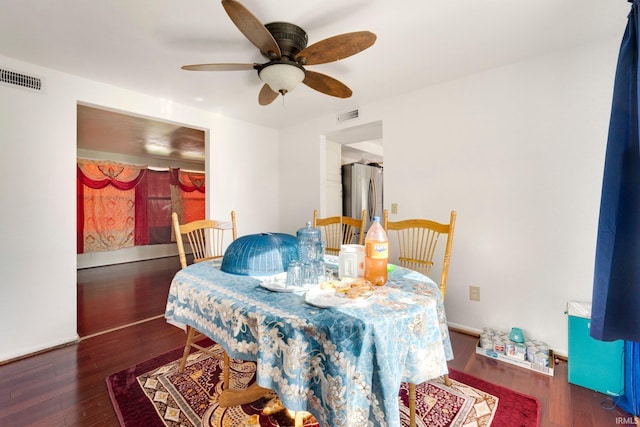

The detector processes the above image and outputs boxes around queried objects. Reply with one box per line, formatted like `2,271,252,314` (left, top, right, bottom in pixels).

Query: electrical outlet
469,286,480,301
391,203,398,214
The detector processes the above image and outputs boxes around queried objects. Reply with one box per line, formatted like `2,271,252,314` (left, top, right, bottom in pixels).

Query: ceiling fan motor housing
264,22,308,60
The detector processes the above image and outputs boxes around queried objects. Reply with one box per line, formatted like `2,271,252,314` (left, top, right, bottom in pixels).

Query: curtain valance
170,168,205,193
77,159,147,190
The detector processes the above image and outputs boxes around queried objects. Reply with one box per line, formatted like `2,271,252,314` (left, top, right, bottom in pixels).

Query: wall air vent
0,68,44,92
337,108,359,123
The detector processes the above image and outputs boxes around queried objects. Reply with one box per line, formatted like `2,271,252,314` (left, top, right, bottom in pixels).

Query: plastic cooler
566,301,624,396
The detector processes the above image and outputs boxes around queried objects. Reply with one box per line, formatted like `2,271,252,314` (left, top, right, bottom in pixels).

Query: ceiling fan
181,0,377,105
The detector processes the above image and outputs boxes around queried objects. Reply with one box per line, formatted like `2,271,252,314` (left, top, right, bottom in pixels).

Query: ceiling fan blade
221,0,282,59
258,84,279,105
294,31,376,65
181,63,257,71
303,70,352,98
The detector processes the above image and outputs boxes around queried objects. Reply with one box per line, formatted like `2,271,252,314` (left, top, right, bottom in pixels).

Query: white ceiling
76,104,207,163
0,0,630,128
0,0,629,131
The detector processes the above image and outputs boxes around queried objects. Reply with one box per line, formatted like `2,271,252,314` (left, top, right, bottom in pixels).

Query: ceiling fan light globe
259,64,305,95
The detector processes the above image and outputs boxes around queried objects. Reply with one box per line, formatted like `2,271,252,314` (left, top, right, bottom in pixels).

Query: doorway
76,103,206,268
76,103,206,337
323,120,383,218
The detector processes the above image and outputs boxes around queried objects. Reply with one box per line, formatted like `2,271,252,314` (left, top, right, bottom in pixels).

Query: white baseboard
447,322,482,337
1,335,79,365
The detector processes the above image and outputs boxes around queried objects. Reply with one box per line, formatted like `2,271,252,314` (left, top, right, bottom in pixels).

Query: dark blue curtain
621,341,640,417
591,0,640,417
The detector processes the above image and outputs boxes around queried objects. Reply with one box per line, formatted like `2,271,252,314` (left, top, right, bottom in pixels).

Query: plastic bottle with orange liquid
364,216,388,286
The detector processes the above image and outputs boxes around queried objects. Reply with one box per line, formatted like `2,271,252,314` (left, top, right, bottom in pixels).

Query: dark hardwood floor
76,257,183,337
0,259,633,426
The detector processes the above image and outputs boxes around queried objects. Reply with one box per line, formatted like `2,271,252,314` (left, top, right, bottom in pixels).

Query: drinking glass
314,260,326,283
286,261,302,288
301,263,319,286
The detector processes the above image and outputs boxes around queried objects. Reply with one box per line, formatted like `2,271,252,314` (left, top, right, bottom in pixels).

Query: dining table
164,255,453,427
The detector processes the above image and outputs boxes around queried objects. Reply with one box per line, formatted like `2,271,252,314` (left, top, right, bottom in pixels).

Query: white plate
259,279,313,293
304,287,371,308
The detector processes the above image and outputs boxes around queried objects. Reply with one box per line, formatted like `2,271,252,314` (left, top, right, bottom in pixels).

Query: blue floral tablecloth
165,258,453,427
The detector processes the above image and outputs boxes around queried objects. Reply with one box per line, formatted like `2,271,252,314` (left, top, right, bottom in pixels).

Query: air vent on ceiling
337,108,360,123
0,68,44,92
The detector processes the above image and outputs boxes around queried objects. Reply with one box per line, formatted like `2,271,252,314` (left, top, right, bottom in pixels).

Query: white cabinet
325,141,342,217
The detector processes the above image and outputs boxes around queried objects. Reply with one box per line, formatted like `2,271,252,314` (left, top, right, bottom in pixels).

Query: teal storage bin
567,301,624,396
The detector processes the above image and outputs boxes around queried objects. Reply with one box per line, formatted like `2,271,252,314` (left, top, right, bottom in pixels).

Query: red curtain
77,160,147,253
77,160,205,253
147,170,173,244
170,168,205,224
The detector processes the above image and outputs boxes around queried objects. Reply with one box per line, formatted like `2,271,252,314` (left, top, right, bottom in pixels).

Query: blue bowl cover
221,232,299,276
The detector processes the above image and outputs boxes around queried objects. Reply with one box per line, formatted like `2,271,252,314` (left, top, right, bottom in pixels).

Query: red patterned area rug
107,341,540,427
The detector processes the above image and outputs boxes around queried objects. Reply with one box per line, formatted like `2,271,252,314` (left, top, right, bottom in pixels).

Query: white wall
279,36,620,355
0,59,78,361
0,31,621,360
0,54,279,361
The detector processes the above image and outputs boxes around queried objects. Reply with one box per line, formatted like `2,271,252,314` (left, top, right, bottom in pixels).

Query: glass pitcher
296,222,325,264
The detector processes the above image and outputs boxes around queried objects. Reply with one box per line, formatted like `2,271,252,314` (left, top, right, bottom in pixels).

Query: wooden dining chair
383,210,456,299
172,212,293,411
383,209,457,427
171,211,239,386
172,211,237,269
312,209,367,255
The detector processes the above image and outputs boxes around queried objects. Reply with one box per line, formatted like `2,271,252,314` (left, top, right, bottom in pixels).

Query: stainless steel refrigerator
342,162,384,233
